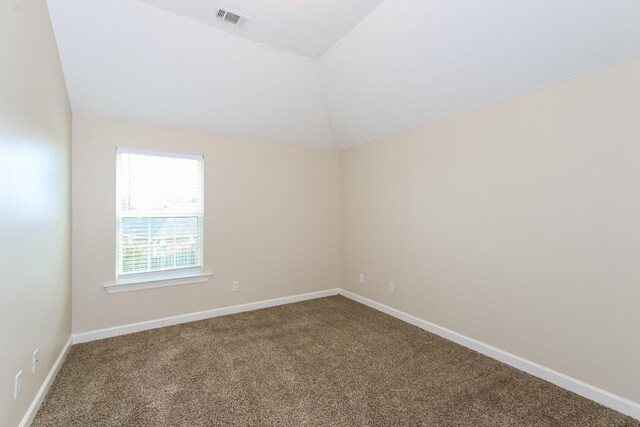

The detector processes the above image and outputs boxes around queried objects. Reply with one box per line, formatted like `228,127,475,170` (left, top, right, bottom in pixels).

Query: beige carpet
33,296,638,426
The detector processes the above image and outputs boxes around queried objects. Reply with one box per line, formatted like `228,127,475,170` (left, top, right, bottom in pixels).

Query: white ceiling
47,0,334,148
137,0,386,59
318,0,640,147
47,0,640,150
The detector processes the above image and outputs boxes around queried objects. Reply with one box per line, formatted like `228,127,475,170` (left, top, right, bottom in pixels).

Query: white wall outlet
232,281,240,292
359,273,365,285
14,371,23,400
388,282,395,294
33,348,40,373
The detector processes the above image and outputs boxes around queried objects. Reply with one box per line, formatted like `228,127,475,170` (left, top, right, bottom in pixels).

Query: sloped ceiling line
47,0,640,149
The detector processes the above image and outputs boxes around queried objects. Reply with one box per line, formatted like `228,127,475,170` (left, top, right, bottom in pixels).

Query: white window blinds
116,148,204,281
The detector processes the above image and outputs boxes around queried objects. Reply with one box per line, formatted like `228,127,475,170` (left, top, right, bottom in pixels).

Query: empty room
2,0,640,425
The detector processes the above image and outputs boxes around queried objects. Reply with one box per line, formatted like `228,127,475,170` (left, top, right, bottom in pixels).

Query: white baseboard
67,287,639,420
72,288,340,344
338,289,640,421
18,336,73,427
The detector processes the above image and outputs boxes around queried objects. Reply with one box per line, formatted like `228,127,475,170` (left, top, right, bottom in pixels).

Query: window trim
116,147,203,161
103,270,213,294
111,147,206,293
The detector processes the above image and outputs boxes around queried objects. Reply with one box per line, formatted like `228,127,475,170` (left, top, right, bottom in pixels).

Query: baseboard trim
72,288,340,344
18,336,73,427
338,289,640,421
68,287,639,420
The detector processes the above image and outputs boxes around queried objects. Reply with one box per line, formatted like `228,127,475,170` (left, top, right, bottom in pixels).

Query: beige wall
9,10,632,417
0,1,72,426
340,58,640,403
73,59,640,406
72,115,340,333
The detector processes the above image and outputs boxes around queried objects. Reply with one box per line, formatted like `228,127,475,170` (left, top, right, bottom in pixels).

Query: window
115,148,204,286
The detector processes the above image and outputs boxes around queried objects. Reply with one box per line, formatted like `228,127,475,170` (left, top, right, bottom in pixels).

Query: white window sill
103,272,213,294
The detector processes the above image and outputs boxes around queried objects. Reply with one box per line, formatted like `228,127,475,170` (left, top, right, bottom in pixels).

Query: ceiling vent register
215,7,249,28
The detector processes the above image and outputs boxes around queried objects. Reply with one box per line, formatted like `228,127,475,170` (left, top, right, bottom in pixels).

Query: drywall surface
340,58,640,403
0,0,72,425
137,0,385,58
47,0,335,149
319,0,640,148
72,115,339,333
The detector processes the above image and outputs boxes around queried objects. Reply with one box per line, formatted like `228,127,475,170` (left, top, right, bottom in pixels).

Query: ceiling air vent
215,7,249,28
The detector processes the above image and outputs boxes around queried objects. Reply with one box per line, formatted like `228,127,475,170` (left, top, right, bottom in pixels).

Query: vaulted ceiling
47,0,640,149
137,0,386,58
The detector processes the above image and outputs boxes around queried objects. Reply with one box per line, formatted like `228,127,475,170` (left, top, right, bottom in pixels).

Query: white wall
340,58,640,403
72,115,340,333
0,1,72,425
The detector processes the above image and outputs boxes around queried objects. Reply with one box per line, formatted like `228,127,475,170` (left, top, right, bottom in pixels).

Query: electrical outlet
388,282,395,294
14,371,22,400
33,348,40,373
232,281,240,292
359,274,365,285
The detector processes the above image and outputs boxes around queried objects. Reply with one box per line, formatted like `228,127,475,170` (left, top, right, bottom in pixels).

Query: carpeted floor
33,296,638,426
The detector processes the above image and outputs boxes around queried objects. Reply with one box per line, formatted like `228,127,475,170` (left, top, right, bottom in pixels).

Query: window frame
104,147,211,294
